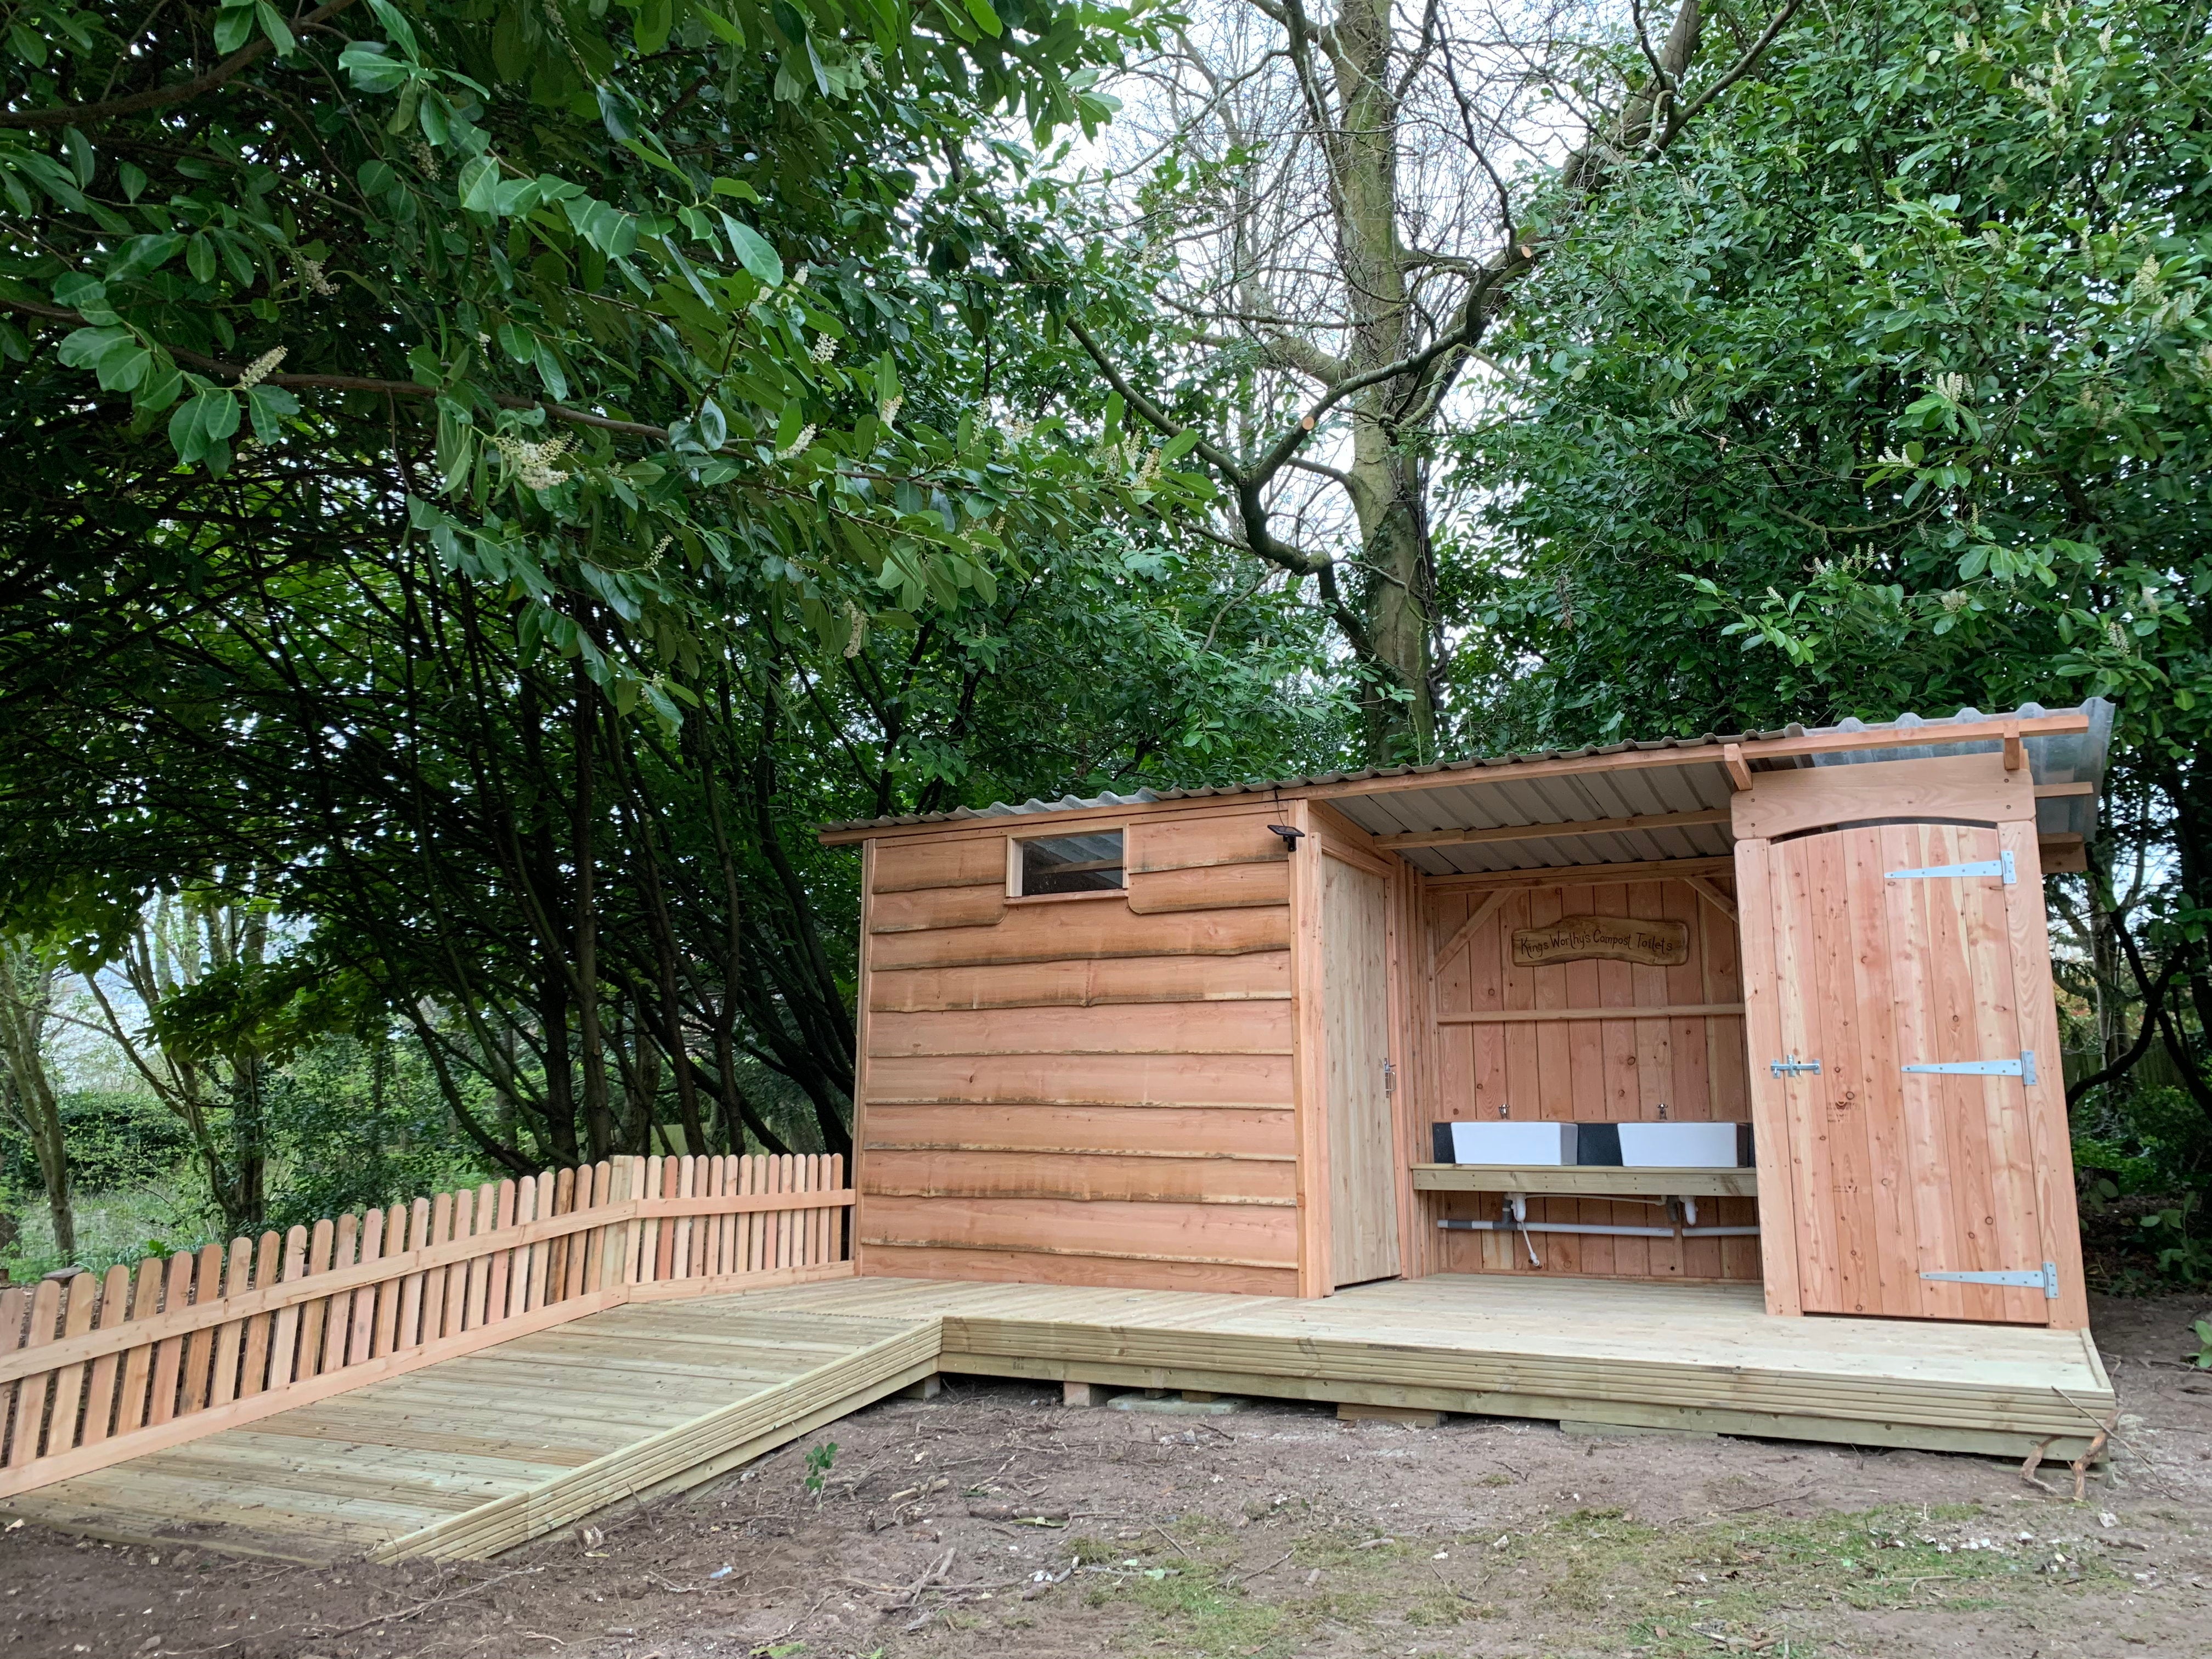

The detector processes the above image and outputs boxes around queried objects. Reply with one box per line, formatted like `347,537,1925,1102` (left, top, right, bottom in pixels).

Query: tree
1454,0,2209,1105
78,893,276,1232
0,935,74,1258
1015,0,1803,758
3,0,1341,1171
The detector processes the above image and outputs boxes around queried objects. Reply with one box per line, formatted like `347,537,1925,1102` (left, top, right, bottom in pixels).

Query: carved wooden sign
1511,915,1689,968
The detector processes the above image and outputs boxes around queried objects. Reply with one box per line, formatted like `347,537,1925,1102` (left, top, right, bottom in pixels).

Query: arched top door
1747,820,2054,1323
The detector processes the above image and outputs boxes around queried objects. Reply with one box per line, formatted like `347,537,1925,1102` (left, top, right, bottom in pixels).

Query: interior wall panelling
1423,870,1758,1284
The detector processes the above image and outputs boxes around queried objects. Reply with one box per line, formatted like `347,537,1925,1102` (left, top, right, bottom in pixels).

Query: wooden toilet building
820,702,2109,1331
0,703,2121,1559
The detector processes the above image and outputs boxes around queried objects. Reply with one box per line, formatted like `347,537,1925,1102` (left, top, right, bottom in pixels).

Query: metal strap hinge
1921,1261,2059,1299
1902,1050,2038,1085
1885,850,2016,885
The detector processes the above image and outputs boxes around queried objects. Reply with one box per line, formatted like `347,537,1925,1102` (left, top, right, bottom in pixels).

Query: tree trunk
1322,0,1437,760
573,664,614,1159
0,939,74,1261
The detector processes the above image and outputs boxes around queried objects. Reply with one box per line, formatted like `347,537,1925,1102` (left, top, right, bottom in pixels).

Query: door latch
1382,1058,1396,1097
1769,1054,1822,1079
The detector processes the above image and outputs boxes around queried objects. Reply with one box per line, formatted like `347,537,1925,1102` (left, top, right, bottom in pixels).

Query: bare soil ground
6,1292,2212,1659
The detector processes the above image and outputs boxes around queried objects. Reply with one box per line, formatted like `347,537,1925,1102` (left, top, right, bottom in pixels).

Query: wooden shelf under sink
1412,1164,1758,1198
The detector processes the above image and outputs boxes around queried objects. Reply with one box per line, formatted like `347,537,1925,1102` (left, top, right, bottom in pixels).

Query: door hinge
1885,849,2016,885
1769,1053,1822,1079
1903,1050,2038,1085
1921,1261,2059,1299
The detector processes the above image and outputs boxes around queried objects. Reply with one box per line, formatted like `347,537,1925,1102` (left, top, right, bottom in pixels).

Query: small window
1016,830,1125,896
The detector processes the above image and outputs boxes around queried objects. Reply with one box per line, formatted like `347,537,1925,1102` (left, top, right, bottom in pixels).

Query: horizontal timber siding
854,805,1302,1295
868,1001,1293,1058
868,952,1291,1012
869,902,1289,969
862,1103,1297,1160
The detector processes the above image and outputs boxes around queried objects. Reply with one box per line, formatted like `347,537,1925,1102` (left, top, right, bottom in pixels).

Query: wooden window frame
1005,823,1130,904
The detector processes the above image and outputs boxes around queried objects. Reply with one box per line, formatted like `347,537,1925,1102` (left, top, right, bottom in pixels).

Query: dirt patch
5,1291,2212,1659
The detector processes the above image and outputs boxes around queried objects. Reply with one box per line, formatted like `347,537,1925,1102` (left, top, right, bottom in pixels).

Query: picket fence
0,1152,851,1498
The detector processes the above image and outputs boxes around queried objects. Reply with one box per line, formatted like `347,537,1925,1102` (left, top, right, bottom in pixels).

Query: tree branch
0,0,368,129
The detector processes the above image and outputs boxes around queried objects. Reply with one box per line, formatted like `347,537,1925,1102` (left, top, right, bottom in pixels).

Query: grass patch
1073,1500,2130,1658
1523,1502,2128,1656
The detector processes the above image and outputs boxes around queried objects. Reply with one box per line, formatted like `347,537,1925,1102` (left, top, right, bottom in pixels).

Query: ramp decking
0,1295,936,1562
2,1273,2114,1562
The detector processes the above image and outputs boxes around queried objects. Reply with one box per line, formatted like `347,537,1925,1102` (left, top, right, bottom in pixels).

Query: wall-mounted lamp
1267,824,1307,850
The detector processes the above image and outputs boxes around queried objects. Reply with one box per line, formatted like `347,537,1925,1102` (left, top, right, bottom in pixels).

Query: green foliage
0,0,1350,1180
0,1090,189,1196
1458,0,2210,758
2190,1319,2212,1369
0,0,1192,735
257,1036,496,1229
802,1437,838,1496
2075,1086,2212,1200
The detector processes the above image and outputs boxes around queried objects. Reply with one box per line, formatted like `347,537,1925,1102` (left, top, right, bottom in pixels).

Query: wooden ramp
0,1296,936,1563
3,1274,2114,1562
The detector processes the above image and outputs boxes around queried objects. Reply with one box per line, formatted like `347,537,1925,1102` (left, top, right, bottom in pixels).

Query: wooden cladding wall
1423,873,1759,1283
856,803,1301,1295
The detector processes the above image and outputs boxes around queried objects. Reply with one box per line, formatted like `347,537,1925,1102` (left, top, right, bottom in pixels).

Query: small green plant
2137,1198,2212,1284
2191,1319,2212,1369
802,1440,838,1498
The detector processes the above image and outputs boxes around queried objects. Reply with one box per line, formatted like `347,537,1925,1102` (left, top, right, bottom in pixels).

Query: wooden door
1753,822,2050,1323
1325,855,1400,1286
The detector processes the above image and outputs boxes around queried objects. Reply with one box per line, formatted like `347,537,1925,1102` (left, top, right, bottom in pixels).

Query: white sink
1613,1122,1745,1168
1435,1121,1575,1165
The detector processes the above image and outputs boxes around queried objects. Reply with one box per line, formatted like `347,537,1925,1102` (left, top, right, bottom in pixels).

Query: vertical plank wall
1321,838,1399,1287
855,802,1303,1294
1421,871,1759,1282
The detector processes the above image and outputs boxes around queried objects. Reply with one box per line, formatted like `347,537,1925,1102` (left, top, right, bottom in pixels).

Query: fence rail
0,1152,850,1499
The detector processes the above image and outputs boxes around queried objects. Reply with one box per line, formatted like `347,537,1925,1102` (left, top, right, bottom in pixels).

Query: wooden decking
2,1273,2114,1562
0,1296,936,1563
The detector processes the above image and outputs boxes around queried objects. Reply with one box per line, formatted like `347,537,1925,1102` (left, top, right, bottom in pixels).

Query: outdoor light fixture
1267,824,1307,849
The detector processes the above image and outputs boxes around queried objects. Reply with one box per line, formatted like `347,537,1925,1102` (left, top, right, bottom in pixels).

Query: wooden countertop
1411,1164,1758,1198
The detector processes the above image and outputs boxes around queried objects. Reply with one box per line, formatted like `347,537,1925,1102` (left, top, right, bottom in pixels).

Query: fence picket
178,1244,223,1419
210,1237,252,1407
3,1279,62,1466
546,1167,574,1306
265,1227,309,1388
42,1273,98,1460
505,1177,534,1320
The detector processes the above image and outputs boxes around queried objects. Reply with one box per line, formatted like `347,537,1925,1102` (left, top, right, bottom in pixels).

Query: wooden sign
1512,915,1689,968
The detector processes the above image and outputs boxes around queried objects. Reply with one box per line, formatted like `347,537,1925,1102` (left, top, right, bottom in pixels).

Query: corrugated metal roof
818,700,2111,854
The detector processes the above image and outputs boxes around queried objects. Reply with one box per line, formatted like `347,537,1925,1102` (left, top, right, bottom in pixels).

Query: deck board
2,1273,2112,1564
